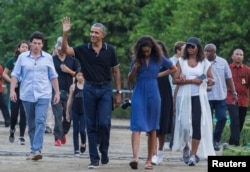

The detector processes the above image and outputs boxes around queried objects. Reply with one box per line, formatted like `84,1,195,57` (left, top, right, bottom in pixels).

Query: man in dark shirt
61,17,122,169
226,48,250,146
52,37,79,146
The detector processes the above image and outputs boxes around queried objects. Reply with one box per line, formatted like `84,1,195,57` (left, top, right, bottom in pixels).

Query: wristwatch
233,92,238,96
116,90,122,94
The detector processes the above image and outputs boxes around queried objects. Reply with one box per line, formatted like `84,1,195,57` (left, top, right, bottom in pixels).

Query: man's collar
27,50,45,58
88,42,107,50
208,55,217,63
231,63,243,68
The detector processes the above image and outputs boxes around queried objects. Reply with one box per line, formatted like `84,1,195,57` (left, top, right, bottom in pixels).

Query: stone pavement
0,117,213,172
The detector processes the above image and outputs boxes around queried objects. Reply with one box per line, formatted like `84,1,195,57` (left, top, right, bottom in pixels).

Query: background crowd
0,17,250,170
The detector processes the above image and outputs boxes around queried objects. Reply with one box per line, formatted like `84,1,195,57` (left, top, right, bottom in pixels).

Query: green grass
223,145,250,155
221,113,250,155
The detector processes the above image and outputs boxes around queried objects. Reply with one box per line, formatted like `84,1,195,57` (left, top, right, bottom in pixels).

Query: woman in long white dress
172,37,216,166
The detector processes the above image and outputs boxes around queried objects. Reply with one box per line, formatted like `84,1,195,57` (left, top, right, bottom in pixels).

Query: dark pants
83,82,112,164
51,90,71,140
209,100,227,143
227,104,240,145
0,93,10,125
72,111,86,152
10,86,26,137
238,106,247,132
169,115,175,149
227,104,247,146
191,96,202,140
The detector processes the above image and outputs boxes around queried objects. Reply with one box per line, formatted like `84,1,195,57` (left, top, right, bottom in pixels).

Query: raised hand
62,17,71,33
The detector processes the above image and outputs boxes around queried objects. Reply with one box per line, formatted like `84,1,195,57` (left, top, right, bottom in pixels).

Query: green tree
129,0,177,53
2,0,250,72
168,0,250,63
0,0,61,65
54,0,150,88
0,0,153,91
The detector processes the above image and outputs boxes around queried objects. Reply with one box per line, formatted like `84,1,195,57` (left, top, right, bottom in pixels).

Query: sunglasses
186,45,196,49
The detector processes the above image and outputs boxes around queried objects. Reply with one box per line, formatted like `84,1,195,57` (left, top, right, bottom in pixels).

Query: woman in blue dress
128,35,177,170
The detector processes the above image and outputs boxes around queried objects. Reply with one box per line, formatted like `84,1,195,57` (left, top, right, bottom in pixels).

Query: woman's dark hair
156,40,169,57
74,68,83,83
14,40,30,58
183,38,204,62
132,35,162,65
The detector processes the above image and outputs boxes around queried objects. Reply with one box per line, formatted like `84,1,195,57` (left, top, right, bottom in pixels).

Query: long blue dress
129,56,173,132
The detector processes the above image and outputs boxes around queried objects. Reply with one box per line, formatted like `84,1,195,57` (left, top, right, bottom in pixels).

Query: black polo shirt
53,55,79,91
73,42,119,82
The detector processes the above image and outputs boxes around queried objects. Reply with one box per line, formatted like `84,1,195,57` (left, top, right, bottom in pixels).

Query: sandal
129,160,138,169
145,161,153,170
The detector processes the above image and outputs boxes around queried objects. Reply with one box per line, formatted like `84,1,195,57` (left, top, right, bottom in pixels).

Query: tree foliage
0,0,61,62
129,0,177,51
1,0,250,75
167,0,250,64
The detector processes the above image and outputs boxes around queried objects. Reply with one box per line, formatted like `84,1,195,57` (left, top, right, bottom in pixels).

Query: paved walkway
0,118,213,172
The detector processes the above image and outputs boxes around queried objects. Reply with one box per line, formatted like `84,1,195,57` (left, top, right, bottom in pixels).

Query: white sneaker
188,156,196,166
18,137,25,145
157,150,164,164
74,151,80,157
163,142,170,150
151,155,158,165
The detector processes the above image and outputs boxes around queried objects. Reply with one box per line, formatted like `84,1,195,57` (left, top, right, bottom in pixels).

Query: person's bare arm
3,67,11,83
206,66,215,85
51,78,60,105
66,84,74,122
158,64,177,77
173,62,203,85
62,17,75,56
10,76,18,102
172,62,187,85
128,62,140,83
112,66,122,107
60,64,76,77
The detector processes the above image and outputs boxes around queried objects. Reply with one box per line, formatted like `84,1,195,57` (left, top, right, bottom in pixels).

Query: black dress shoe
101,155,109,165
